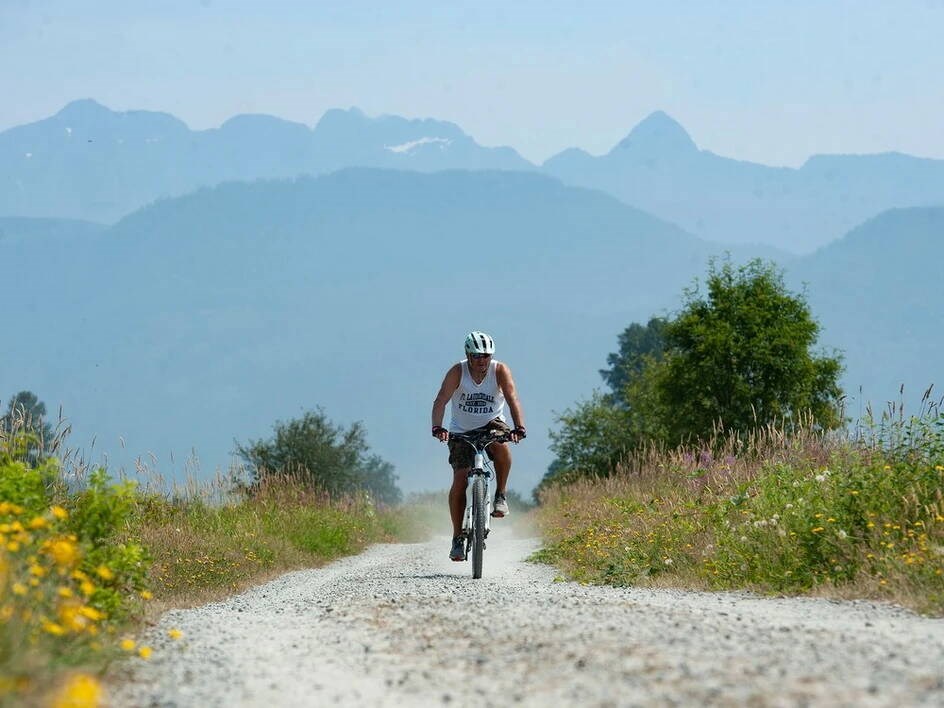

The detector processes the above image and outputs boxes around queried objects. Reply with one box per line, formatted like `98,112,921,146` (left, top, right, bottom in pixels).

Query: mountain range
4,101,944,253
3,169,940,493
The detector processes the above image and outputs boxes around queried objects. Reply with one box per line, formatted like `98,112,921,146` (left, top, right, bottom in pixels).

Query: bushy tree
235,409,401,504
1,390,55,461
539,258,844,493
546,392,634,480
599,317,667,401
655,259,843,442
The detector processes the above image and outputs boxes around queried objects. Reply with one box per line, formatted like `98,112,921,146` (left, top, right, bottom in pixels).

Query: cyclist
431,331,527,561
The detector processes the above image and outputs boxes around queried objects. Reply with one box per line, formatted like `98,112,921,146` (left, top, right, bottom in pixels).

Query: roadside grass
535,400,944,615
0,426,435,707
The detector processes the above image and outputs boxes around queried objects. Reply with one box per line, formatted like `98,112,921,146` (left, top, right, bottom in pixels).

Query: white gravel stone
111,528,944,707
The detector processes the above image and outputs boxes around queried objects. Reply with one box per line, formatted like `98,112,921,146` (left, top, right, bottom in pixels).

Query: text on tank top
448,359,507,433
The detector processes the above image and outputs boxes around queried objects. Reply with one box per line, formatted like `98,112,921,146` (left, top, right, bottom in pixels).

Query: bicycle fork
461,452,492,539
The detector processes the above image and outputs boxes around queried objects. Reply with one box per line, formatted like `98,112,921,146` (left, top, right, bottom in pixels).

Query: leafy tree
654,258,844,442
547,392,634,480
1,390,55,461
538,258,844,495
357,454,402,506
235,409,402,504
599,317,667,401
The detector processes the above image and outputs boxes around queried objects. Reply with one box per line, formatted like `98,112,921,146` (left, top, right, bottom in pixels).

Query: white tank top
449,359,507,433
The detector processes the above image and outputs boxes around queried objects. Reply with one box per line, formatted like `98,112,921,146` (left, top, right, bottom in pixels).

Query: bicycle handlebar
448,429,515,450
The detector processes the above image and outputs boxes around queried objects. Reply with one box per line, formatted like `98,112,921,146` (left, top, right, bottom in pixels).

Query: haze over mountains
4,100,944,253
2,101,942,492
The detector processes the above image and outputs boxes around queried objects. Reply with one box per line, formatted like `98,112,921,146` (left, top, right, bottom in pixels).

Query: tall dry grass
535,394,944,614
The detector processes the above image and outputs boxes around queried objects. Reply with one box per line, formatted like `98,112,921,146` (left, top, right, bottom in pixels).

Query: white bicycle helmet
464,331,495,356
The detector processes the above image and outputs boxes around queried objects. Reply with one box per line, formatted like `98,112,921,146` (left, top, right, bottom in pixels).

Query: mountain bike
449,429,513,579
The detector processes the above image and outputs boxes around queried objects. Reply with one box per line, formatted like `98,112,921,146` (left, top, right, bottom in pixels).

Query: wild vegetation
0,397,426,707
235,409,402,505
537,259,943,614
536,396,944,614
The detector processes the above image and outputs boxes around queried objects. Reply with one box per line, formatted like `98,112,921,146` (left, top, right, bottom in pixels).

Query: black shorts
447,418,510,470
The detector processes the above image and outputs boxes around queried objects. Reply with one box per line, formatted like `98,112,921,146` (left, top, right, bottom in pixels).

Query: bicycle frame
461,454,492,542
449,429,511,578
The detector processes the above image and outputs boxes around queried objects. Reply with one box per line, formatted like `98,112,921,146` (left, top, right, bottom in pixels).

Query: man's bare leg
449,468,469,537
489,443,511,495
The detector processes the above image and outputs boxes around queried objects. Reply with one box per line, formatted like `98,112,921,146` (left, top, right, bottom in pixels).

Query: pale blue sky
2,0,943,165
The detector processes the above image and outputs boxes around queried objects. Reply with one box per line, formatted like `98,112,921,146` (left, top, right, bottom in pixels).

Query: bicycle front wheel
471,476,486,579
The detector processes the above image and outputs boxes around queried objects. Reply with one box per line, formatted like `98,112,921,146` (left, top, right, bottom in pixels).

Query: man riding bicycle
431,331,527,561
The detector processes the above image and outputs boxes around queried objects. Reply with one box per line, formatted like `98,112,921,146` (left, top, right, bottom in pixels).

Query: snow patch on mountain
385,136,452,154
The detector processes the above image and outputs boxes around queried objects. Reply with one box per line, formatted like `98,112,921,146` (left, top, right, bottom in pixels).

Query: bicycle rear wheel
471,476,486,579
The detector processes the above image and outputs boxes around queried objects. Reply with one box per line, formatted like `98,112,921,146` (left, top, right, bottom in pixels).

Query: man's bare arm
431,364,462,433
497,363,526,431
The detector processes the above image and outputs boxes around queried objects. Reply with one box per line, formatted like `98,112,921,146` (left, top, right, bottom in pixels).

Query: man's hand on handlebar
432,425,449,442
510,426,527,444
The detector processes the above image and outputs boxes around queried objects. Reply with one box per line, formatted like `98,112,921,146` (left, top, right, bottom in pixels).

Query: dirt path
112,529,944,707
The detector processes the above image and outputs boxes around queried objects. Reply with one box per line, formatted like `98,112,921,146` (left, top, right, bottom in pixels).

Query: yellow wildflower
28,516,49,530
12,582,27,595
95,565,114,581
59,604,87,632
52,672,102,708
45,538,80,568
138,646,153,660
139,590,153,600
80,580,95,596
58,586,74,599
78,606,105,621
29,564,46,577
6,541,20,553
50,506,69,521
120,638,136,652
812,527,824,533
168,628,184,640
43,620,67,636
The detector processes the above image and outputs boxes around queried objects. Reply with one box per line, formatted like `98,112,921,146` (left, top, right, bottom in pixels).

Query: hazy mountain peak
314,107,368,132
613,110,697,155
55,98,113,120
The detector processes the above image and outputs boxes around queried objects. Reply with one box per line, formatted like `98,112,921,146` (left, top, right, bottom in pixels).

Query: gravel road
113,526,944,707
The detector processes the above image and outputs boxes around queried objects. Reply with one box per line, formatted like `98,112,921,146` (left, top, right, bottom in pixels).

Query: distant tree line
235,409,402,505
540,259,844,491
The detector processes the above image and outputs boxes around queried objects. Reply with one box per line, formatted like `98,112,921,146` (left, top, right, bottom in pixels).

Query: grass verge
535,402,944,615
0,431,433,707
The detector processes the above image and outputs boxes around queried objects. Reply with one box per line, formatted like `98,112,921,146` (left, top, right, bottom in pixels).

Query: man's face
467,352,491,376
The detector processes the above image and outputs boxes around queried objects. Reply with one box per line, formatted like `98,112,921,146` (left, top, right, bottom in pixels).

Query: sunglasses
470,353,491,360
